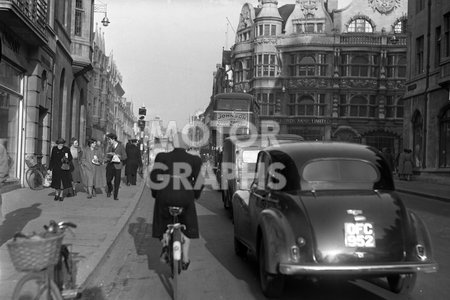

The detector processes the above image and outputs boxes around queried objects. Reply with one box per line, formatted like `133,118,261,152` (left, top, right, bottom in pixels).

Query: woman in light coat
81,138,101,198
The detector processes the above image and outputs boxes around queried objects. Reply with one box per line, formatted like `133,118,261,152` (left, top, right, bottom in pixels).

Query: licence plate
344,222,376,248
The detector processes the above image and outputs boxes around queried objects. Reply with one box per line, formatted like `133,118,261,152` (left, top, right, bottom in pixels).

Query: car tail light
416,244,427,261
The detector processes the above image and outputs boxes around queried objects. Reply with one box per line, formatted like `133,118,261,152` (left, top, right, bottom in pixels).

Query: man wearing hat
105,133,127,200
49,138,73,201
125,139,142,186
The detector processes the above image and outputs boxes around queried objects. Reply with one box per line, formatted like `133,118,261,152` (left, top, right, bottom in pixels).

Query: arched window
394,18,407,34
299,56,315,76
298,96,314,116
289,95,314,116
350,96,368,117
351,56,369,77
235,61,243,83
348,18,373,33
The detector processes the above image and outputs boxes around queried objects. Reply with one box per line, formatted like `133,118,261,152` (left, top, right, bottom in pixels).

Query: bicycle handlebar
44,220,77,233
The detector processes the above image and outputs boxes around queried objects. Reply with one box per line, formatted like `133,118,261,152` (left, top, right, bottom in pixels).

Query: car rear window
301,159,379,190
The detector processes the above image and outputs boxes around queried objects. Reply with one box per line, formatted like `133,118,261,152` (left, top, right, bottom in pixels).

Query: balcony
0,0,48,46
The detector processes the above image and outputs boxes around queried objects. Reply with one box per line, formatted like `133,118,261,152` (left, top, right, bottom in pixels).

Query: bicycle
25,154,49,190
7,220,79,300
162,206,186,300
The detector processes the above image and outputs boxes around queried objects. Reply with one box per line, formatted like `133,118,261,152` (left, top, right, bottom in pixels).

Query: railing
8,0,48,35
340,34,382,45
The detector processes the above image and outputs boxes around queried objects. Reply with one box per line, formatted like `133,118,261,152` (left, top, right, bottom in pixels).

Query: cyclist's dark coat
150,148,204,239
49,145,73,190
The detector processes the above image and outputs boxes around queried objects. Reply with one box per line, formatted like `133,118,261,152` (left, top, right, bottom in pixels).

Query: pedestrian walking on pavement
105,133,127,200
49,138,73,201
125,139,142,186
69,137,82,197
81,138,101,198
94,140,107,194
398,148,414,181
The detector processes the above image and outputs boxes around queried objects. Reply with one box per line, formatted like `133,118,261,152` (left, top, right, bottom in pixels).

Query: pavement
0,171,147,300
0,169,448,300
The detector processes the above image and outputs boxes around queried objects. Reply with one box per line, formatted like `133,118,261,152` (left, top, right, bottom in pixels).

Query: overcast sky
95,0,349,128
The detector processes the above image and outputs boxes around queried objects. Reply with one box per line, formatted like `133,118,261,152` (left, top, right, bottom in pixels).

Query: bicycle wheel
171,230,182,300
26,168,45,190
12,272,63,300
54,245,77,291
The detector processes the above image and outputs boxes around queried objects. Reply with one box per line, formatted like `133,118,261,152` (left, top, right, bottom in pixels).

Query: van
218,134,304,216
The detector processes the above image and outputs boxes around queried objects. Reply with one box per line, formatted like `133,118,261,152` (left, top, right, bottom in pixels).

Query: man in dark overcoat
150,132,204,270
105,133,127,200
125,139,142,186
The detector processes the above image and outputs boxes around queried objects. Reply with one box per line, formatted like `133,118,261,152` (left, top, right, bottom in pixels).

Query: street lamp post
94,2,110,27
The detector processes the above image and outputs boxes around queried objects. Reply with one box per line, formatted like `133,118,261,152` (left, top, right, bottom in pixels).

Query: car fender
258,208,296,274
407,210,435,262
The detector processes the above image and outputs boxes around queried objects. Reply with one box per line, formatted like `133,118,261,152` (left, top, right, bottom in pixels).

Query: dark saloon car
232,142,438,298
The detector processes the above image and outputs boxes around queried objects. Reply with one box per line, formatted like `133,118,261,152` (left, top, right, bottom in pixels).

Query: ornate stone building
404,0,450,176
88,26,136,144
229,0,407,154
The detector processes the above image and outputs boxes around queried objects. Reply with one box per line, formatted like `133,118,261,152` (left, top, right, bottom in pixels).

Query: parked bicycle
25,154,50,190
162,206,186,300
7,220,79,300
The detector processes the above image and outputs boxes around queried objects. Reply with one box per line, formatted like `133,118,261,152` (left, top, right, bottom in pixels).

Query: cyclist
150,132,204,270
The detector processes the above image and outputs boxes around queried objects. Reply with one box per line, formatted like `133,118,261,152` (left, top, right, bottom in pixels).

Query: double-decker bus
203,92,260,172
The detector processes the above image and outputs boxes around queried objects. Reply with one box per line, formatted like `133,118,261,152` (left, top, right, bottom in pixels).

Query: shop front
0,58,24,188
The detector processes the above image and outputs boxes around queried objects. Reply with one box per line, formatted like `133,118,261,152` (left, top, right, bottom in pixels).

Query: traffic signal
138,117,145,130
139,107,147,116
138,106,146,130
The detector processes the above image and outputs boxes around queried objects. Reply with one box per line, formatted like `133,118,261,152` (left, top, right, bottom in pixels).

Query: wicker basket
7,234,64,272
25,157,36,168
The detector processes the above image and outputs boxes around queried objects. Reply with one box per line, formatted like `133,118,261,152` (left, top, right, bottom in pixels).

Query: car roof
265,141,381,165
263,141,395,191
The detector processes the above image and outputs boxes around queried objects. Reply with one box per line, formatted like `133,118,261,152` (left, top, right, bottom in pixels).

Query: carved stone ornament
240,8,251,28
255,37,278,45
298,0,318,18
368,0,401,15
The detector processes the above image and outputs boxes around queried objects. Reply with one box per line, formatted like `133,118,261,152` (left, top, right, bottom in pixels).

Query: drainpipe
423,0,432,169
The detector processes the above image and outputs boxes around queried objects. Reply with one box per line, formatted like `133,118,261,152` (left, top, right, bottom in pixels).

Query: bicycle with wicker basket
25,154,51,190
7,220,79,300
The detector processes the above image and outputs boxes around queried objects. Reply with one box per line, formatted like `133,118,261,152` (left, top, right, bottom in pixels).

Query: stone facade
403,0,450,176
0,0,137,190
226,0,407,156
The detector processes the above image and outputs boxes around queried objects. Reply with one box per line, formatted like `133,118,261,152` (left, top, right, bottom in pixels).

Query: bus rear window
216,99,250,111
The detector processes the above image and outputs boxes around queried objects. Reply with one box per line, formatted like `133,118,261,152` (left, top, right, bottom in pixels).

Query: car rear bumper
279,262,438,275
